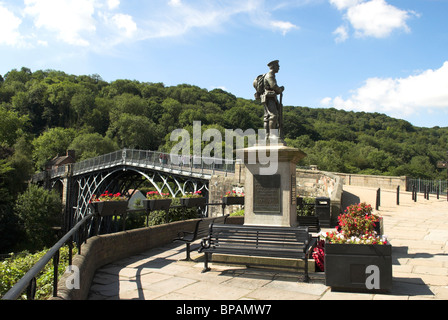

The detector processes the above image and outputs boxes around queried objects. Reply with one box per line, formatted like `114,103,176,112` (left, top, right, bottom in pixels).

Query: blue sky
1,0,448,128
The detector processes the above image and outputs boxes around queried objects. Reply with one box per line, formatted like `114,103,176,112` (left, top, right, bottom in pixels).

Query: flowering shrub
224,190,244,197
312,240,325,271
146,191,171,199
182,190,203,198
91,191,126,202
319,230,388,245
337,202,380,237
318,202,387,245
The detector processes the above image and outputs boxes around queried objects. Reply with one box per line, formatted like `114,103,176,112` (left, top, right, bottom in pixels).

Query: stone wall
334,172,407,190
208,174,244,217
296,168,344,226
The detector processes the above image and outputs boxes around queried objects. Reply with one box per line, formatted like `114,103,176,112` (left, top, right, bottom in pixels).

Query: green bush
230,209,244,217
297,197,315,216
0,245,77,300
14,184,62,250
146,198,199,226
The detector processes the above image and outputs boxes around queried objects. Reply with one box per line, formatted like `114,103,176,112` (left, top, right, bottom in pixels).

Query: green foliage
32,127,76,170
14,184,62,250
0,105,29,147
1,66,446,180
297,197,315,216
0,245,77,300
68,132,119,161
146,198,199,226
230,209,244,217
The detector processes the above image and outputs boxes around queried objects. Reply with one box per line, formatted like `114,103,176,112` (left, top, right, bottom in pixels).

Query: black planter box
325,241,392,292
222,196,244,205
143,199,172,211
91,201,128,217
180,197,206,208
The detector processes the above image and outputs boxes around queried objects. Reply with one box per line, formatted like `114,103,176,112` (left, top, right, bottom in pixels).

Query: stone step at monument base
196,253,315,273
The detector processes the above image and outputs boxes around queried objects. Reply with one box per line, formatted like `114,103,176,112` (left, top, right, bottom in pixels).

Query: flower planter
143,199,172,211
324,241,392,292
91,201,128,217
180,197,206,208
222,196,244,205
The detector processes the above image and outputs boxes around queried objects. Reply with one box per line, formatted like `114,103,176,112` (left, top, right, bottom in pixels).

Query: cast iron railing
35,148,237,181
1,213,95,300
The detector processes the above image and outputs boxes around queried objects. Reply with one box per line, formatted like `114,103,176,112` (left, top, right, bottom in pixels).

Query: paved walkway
87,186,448,300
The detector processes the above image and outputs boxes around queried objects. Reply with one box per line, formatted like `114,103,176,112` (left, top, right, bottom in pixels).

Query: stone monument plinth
241,143,306,227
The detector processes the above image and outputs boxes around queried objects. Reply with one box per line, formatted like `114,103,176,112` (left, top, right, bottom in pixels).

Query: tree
68,133,119,161
0,105,29,147
14,184,62,250
70,90,95,127
107,113,160,150
32,127,77,170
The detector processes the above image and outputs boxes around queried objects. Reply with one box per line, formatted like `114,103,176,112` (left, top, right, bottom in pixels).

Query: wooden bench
174,215,229,260
199,224,316,282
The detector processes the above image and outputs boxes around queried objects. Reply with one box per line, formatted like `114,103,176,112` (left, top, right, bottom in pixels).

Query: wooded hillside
1,67,447,180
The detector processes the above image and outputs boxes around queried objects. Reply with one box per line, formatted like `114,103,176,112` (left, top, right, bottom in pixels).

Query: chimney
67,150,76,161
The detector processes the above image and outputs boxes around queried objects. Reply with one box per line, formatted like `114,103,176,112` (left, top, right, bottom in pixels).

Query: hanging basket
222,196,244,205
143,199,172,211
180,197,206,208
91,201,128,217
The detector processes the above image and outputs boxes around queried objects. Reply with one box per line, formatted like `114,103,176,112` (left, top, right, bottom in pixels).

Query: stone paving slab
88,186,448,300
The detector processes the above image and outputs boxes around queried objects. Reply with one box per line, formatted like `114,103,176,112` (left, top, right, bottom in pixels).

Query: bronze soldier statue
254,60,285,142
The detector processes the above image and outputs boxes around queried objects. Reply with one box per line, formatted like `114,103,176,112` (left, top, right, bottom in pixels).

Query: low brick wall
52,216,242,300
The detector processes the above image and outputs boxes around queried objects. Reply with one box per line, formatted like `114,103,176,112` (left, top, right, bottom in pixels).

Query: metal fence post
375,188,381,210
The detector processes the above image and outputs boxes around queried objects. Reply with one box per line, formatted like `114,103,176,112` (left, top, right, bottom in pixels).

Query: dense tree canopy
0,67,446,179
1,66,447,252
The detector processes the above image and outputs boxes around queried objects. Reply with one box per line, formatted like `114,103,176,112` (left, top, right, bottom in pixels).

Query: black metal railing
1,213,94,300
32,148,237,182
406,178,448,195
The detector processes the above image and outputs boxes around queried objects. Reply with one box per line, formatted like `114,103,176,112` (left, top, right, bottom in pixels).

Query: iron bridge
32,149,236,231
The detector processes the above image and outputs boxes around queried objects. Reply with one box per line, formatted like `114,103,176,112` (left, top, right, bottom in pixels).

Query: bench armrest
198,236,211,253
176,230,194,238
306,237,318,256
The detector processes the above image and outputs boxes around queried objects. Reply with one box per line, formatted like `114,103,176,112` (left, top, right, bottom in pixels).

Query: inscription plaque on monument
253,174,281,214
291,174,296,205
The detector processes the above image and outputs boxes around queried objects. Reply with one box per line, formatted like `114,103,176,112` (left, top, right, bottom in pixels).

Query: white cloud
111,13,137,38
0,4,23,46
330,0,416,41
24,0,97,46
329,0,361,11
270,20,299,35
333,25,348,43
2,0,298,50
168,0,182,7
320,62,448,118
107,0,120,10
139,0,299,39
